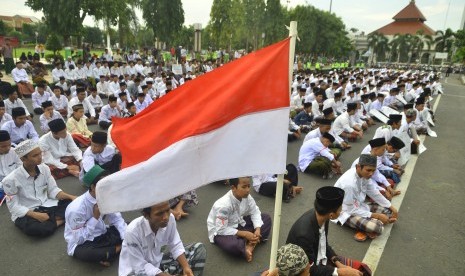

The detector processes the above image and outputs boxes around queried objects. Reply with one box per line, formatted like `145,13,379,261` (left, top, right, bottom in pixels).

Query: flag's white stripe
97,108,290,214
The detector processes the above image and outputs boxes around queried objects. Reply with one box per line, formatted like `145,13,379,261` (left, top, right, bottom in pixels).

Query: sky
0,0,463,33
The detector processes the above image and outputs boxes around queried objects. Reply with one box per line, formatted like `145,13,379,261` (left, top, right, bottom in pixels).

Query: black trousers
258,164,299,200
73,226,122,263
14,199,71,237
100,154,122,174
98,121,112,129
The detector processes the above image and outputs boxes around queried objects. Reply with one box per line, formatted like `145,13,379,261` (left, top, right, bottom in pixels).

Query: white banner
435,52,448,59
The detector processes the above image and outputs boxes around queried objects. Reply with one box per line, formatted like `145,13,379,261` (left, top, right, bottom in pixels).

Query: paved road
0,75,463,275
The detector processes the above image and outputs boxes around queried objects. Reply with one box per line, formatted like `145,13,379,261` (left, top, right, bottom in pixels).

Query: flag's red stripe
112,38,291,168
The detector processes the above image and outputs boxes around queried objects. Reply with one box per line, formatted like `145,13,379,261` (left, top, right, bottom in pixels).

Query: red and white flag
97,39,291,214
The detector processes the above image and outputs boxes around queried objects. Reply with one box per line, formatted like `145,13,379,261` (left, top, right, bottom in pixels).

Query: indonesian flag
97,38,291,214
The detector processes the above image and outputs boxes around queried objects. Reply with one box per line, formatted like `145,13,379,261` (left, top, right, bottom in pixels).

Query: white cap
14,140,39,158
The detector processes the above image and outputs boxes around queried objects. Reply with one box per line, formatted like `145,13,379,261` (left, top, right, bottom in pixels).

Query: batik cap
276,244,310,276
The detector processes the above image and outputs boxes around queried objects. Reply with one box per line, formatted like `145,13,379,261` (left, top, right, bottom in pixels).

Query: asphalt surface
0,75,463,276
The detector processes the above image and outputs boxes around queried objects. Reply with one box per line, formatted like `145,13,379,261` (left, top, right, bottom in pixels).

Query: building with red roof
371,0,435,36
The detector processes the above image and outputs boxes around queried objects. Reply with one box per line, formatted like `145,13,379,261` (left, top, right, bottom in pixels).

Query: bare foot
99,261,111,267
245,242,255,262
392,190,401,196
291,186,303,197
69,170,80,177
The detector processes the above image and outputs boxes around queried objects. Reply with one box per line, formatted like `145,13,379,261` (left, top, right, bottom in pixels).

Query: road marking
362,94,442,274
442,94,465,98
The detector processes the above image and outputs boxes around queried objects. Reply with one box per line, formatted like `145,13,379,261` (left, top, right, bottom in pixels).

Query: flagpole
269,20,297,270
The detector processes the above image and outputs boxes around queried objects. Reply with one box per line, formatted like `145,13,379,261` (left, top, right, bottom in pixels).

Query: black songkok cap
91,131,107,144
316,186,345,210
0,130,10,142
369,137,386,148
48,119,66,133
389,114,402,122
389,136,405,150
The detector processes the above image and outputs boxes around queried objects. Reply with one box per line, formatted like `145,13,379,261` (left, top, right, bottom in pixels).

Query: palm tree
412,30,433,64
435,29,455,60
390,34,412,63
368,32,389,63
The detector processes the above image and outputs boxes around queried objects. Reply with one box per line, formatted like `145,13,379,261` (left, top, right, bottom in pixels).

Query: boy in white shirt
207,177,271,262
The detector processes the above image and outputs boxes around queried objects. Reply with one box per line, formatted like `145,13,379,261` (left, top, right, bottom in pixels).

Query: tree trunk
63,35,71,47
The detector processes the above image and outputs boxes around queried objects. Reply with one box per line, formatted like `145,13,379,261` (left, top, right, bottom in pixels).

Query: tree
83,26,103,47
46,33,62,55
390,34,412,63
0,20,13,36
243,0,266,50
287,5,351,57
26,0,124,46
263,0,286,46
141,0,185,47
368,32,390,62
434,29,455,53
209,0,234,48
410,30,433,64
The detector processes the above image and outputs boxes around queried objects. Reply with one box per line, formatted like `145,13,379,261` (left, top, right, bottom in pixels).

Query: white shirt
97,81,111,96
109,81,120,95
51,68,65,82
31,91,51,109
39,111,64,133
4,98,31,116
50,94,68,111
56,81,69,92
334,167,391,225
11,68,29,83
67,97,96,118
373,125,395,143
135,100,148,113
3,164,62,221
290,95,304,111
332,111,354,135
207,190,263,243
1,120,39,144
81,145,116,179
39,131,82,169
251,174,277,193
99,105,121,123
0,113,13,128
64,191,126,256
119,215,185,276
86,95,104,109
298,137,334,171
0,148,22,184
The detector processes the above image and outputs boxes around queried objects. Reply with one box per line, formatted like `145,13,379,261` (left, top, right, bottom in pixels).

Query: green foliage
45,53,64,63
45,33,62,55
83,26,103,47
264,0,286,46
7,30,23,42
210,0,234,49
0,20,13,36
287,5,352,56
171,26,195,51
141,0,185,46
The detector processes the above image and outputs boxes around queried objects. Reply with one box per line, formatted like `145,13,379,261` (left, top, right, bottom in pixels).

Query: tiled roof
393,1,427,21
372,21,435,36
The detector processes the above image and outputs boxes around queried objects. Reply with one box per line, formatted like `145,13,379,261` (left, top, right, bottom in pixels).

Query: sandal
354,231,367,242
